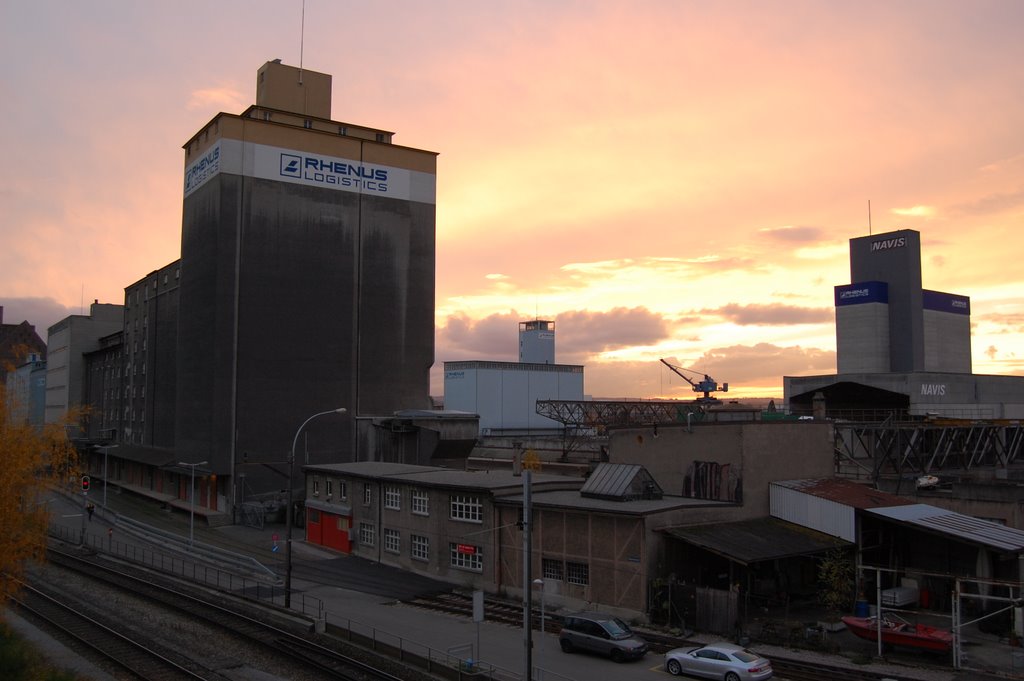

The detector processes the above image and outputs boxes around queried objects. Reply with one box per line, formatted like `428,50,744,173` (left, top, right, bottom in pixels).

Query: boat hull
841,616,952,653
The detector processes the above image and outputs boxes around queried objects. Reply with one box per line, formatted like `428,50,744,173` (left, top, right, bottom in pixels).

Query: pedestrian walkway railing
48,508,570,681
112,511,280,582
324,611,576,681
51,489,280,582
49,521,332,624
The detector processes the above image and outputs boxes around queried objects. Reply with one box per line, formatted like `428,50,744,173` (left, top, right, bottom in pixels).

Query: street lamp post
285,407,347,609
533,578,545,633
101,444,118,509
177,460,208,548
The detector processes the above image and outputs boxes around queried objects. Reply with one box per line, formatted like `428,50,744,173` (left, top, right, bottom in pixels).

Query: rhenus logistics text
288,154,388,192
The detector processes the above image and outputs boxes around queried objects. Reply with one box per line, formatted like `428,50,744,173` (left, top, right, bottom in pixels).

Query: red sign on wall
456,544,477,555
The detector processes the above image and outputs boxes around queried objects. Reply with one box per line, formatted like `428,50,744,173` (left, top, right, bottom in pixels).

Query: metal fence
48,521,575,681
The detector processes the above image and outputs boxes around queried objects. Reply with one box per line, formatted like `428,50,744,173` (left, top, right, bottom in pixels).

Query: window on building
384,528,400,554
363,484,372,506
542,558,564,581
411,489,429,515
308,509,320,523
411,534,429,562
450,495,482,522
313,479,320,496
449,543,483,572
566,562,590,586
338,481,348,500
359,523,375,546
384,486,401,510
325,479,333,497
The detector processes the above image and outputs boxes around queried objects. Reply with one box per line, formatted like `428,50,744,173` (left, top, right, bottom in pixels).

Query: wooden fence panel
695,586,738,635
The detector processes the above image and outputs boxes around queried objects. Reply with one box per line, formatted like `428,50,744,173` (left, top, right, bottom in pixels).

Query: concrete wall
608,421,835,520
444,362,584,433
836,302,889,373
924,307,972,373
45,303,124,425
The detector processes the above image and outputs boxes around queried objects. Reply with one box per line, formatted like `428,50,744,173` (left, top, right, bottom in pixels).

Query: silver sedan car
665,642,773,681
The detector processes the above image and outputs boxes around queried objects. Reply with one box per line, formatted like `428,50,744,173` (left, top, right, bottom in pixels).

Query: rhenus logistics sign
184,139,435,204
279,153,388,191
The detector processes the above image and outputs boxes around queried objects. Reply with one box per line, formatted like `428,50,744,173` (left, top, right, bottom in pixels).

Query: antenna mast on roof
298,0,306,85
868,199,872,235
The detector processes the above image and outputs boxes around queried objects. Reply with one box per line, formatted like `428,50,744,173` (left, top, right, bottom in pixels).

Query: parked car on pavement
665,641,773,680
558,611,648,662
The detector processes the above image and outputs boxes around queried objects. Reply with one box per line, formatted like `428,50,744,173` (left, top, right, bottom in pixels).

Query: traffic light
81,475,90,492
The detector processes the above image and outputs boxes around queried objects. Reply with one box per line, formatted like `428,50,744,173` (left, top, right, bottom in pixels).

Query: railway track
30,545,941,681
11,582,214,681
31,547,419,681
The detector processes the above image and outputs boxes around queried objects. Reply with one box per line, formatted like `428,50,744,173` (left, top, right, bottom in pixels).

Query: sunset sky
3,1,1023,400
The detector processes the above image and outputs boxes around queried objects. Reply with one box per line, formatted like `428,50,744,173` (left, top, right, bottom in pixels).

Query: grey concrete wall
836,303,889,373
924,308,972,373
609,421,835,521
176,169,434,492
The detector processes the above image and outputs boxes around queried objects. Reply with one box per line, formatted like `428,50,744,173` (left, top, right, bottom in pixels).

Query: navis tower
783,227,1015,420
836,229,970,374
176,61,437,502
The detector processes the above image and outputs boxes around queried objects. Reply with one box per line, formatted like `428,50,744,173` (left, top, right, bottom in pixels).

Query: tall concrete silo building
175,61,437,503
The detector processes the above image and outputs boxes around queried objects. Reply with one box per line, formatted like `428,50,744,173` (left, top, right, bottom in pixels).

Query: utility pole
522,469,533,681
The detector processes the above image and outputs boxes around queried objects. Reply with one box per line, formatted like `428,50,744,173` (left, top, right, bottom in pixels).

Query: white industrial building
443,320,584,435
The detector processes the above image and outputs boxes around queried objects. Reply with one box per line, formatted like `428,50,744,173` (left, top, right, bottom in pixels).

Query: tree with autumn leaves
0,364,79,613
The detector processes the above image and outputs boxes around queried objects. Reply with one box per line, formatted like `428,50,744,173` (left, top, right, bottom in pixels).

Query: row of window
542,558,591,586
125,271,179,307
310,480,480,522
354,523,589,585
357,523,484,572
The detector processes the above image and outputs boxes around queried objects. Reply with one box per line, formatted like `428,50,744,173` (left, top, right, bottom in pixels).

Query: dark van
558,611,648,662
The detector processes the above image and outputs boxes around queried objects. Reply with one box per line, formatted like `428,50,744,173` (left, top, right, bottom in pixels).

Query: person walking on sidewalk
86,502,95,521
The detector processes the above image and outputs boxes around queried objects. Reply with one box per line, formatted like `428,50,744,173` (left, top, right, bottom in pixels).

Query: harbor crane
659,358,728,404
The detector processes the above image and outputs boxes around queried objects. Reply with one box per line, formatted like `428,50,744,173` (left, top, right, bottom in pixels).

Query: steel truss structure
835,419,1024,479
536,400,704,428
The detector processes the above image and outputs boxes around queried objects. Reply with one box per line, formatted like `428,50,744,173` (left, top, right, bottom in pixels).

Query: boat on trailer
841,613,953,653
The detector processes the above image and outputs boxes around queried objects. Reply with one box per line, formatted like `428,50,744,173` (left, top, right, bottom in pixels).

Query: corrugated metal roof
662,517,850,565
304,461,583,491
772,478,914,509
580,463,644,500
868,504,1024,553
580,463,635,497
